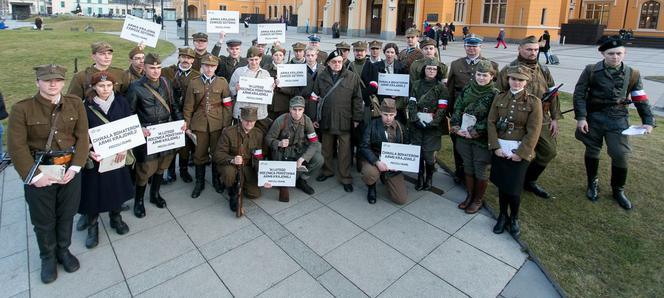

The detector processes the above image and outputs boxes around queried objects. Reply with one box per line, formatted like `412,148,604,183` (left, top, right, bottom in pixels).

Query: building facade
569,0,663,37
174,0,298,21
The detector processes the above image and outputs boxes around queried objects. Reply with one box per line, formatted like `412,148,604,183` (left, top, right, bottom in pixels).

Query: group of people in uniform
7,27,654,284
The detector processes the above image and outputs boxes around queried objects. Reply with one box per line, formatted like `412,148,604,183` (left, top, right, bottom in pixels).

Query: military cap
325,49,342,64
90,71,116,85
405,28,420,37
519,35,539,46
246,46,262,58
226,39,242,47
598,36,624,52
201,54,219,66
271,44,286,55
380,98,397,113
419,38,436,48
178,47,196,58
128,46,144,59
289,96,306,108
34,64,67,80
240,106,258,121
464,34,483,46
476,60,496,75
144,53,161,66
335,41,351,50
292,42,306,51
369,40,383,49
252,38,267,46
506,66,531,81
91,41,113,54
352,41,368,51
192,32,208,42
308,35,321,42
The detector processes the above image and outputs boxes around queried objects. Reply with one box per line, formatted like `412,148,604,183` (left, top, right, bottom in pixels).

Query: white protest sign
88,114,145,159
207,10,239,33
120,15,161,48
257,161,297,187
237,77,275,105
146,120,186,155
380,142,421,173
257,23,286,44
277,64,307,87
377,73,410,97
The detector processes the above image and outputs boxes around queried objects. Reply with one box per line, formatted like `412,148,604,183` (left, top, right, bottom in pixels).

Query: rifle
287,50,291,63
74,57,78,73
235,164,244,217
542,83,563,102
23,147,76,185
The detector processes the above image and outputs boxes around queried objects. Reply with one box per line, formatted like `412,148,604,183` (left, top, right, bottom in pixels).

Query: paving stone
199,224,264,261
245,203,291,242
257,270,332,298
113,220,195,278
276,234,332,278
127,249,206,295
316,268,369,298
273,197,324,225
324,232,415,297
89,282,131,298
29,245,124,298
1,199,25,227
177,202,252,246
421,237,516,298
1,182,24,202
312,186,347,205
327,191,398,229
442,185,468,205
455,214,527,268
3,167,21,184
0,220,26,259
209,235,300,298
431,169,459,193
368,210,450,262
106,199,175,242
162,185,221,218
403,193,475,234
501,260,562,298
252,188,311,215
0,251,29,297
379,265,467,298
285,206,362,255
8,290,29,298
137,264,232,298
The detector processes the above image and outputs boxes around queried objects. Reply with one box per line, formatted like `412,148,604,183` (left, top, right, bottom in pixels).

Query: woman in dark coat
374,43,408,123
538,30,551,64
79,71,133,248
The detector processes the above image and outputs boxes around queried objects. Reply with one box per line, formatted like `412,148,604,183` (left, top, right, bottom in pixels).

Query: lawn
438,92,664,297
27,15,125,32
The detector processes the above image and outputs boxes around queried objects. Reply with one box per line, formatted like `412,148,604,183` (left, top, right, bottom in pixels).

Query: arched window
269,6,272,18
639,1,660,29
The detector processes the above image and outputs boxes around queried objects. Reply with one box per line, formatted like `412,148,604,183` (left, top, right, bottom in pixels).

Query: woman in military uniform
487,66,543,238
449,60,500,214
408,58,450,191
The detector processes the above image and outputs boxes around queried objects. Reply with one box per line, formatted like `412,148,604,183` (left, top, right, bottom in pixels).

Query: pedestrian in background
495,28,507,49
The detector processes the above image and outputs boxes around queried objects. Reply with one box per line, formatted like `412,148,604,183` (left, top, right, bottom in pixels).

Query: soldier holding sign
212,33,249,82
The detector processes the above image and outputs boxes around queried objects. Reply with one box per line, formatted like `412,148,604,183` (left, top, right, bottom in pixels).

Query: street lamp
184,0,188,46
160,0,163,29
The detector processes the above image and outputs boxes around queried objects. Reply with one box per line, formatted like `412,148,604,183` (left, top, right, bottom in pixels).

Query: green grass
26,16,125,32
438,92,664,297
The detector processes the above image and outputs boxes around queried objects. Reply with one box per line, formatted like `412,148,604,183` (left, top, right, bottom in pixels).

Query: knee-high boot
415,158,426,191
149,175,167,208
585,156,600,201
134,185,146,218
423,163,435,191
611,166,632,210
191,165,206,198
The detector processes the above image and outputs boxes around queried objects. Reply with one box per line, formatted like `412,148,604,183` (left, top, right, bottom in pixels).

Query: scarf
517,55,537,66
93,92,115,114
462,80,495,104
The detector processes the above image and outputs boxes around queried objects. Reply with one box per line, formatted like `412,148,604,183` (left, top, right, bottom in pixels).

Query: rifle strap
143,81,171,113
316,77,344,122
42,99,62,152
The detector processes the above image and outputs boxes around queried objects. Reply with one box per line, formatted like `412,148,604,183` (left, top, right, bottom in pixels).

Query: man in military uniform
308,34,328,64
265,96,323,201
398,28,424,73
289,42,307,64
68,41,128,98
124,46,145,83
359,99,410,205
214,107,266,212
446,34,499,182
335,41,352,69
127,53,186,218
184,54,233,198
409,38,448,83
8,65,88,283
191,32,211,71
161,48,200,184
496,36,561,199
368,40,383,64
212,34,248,82
573,37,655,210
252,38,273,68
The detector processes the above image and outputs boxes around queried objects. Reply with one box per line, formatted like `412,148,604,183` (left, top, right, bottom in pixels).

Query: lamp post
160,0,163,29
184,0,188,46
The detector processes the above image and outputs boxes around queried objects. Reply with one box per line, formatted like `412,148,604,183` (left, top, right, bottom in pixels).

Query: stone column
414,0,424,31
322,0,334,34
381,0,397,40
347,0,364,36
298,0,317,33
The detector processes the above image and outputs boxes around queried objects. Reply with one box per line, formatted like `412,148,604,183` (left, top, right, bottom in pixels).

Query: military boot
466,179,488,214
76,214,88,231
415,159,426,191
524,163,551,198
458,175,475,209
56,249,80,273
423,164,435,191
493,213,509,234
367,184,377,204
191,165,206,198
179,155,193,183
134,185,147,218
585,156,600,201
109,210,129,235
149,175,167,208
611,166,632,210
212,164,225,193
278,187,290,202
509,216,521,238
228,186,238,212
85,214,99,249
164,161,177,184
295,178,315,195
35,231,57,283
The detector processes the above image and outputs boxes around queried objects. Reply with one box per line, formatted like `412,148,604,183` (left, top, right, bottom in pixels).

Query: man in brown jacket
191,32,211,71
398,28,424,73
68,41,128,98
184,54,233,198
124,46,145,83
9,65,89,284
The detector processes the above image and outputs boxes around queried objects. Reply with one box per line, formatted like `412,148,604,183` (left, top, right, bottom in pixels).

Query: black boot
191,165,206,198
56,249,80,273
523,163,551,198
85,214,99,249
134,185,146,218
228,186,238,212
415,159,426,191
109,210,130,235
423,164,435,191
296,178,315,195
212,164,224,193
367,184,377,204
164,161,177,184
509,216,521,238
508,193,522,238
55,214,77,271
41,257,57,284
76,214,88,231
35,231,57,283
150,174,167,208
493,213,509,234
585,156,600,202
179,153,193,183
611,166,632,210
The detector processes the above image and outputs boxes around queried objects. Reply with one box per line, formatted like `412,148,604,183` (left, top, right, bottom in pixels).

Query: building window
541,8,547,25
269,6,271,18
454,0,465,22
585,2,610,25
60,1,64,8
255,7,259,14
483,0,507,24
97,0,101,3
87,7,92,14
219,5,226,10
122,9,125,14
639,1,660,29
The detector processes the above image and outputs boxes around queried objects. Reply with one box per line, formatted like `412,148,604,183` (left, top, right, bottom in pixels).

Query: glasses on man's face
329,60,343,65
425,67,438,71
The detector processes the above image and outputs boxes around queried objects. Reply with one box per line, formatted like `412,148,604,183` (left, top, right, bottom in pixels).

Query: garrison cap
289,96,306,108
598,36,624,52
464,34,483,46
292,42,306,51
240,106,258,121
128,46,144,59
144,53,161,66
506,65,531,81
476,60,496,75
369,40,383,49
192,32,208,41
405,28,420,37
34,64,67,80
246,46,262,58
520,35,539,46
90,71,116,85
226,39,242,47
201,54,219,66
380,98,397,113
178,47,196,58
91,41,113,54
308,35,321,42
419,38,436,48
271,44,286,55
335,41,351,50
352,41,368,51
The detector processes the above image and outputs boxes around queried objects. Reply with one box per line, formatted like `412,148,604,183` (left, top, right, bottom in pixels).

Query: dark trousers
25,174,81,259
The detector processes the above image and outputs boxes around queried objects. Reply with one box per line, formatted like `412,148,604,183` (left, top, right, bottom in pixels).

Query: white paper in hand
498,139,521,158
416,112,434,124
98,154,126,173
621,125,648,136
460,113,477,132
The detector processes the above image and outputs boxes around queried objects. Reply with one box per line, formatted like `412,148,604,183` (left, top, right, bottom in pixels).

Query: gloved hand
415,119,429,129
